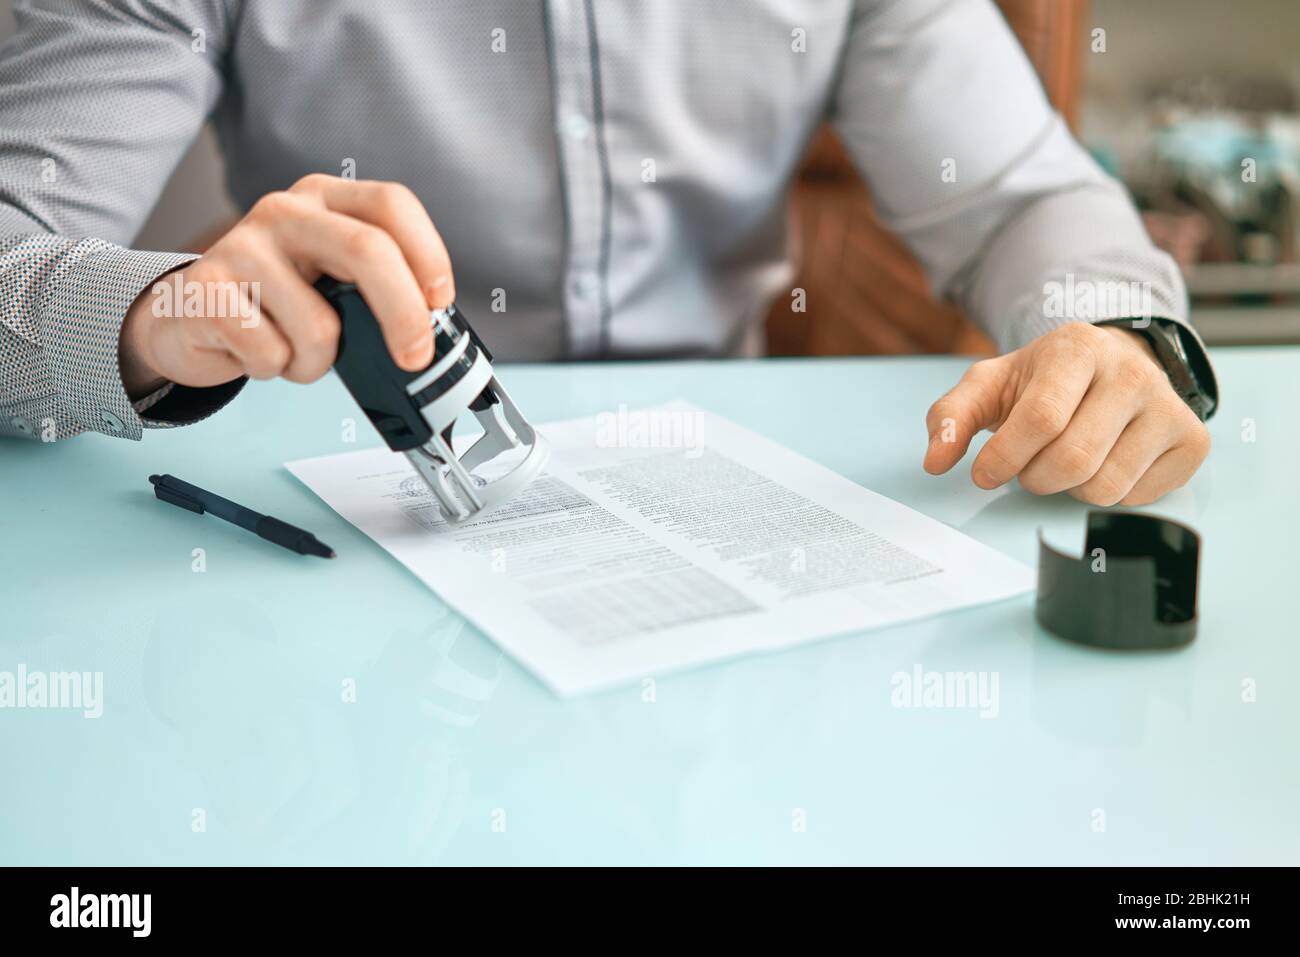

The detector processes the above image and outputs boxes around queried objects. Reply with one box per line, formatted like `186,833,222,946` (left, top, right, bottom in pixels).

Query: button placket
546,0,608,358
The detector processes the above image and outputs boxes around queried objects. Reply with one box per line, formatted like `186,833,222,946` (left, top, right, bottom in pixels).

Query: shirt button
561,113,591,141
100,410,125,432
9,415,32,436
570,272,599,299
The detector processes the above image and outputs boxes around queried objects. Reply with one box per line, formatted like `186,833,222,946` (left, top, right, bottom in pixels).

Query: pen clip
153,483,205,514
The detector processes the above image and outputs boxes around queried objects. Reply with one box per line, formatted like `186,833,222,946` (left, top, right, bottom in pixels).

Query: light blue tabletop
2,349,1297,865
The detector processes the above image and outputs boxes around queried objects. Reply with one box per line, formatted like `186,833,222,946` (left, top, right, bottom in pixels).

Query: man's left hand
923,322,1210,506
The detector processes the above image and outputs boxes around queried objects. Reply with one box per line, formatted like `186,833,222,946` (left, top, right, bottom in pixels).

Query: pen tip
148,474,161,485
305,538,336,559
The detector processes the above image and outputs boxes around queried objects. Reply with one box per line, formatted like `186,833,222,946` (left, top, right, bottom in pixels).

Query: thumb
923,358,1008,475
150,310,244,389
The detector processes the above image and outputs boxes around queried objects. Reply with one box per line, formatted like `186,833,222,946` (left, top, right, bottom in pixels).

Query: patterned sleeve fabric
0,234,247,441
0,0,244,443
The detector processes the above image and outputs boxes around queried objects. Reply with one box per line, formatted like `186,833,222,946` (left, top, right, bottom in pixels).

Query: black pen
148,473,336,558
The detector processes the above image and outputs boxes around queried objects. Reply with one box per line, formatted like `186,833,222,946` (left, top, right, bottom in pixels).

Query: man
0,0,1215,506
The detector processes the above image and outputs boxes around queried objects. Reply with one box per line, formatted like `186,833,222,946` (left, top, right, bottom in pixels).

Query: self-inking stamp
319,278,549,523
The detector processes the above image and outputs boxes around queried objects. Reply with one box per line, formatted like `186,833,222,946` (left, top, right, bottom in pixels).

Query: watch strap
1095,317,1218,421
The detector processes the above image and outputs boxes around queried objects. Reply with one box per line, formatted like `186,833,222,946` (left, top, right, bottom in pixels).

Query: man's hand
923,322,1210,506
118,175,455,396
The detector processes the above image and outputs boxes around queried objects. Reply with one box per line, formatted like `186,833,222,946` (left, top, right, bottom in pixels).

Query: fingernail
402,340,433,370
425,276,451,305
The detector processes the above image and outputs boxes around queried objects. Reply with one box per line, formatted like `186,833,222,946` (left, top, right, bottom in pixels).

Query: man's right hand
118,174,455,397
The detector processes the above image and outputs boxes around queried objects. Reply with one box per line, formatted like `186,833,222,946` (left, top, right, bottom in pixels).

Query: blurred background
1080,0,1300,347
769,0,1300,354
2,0,1297,353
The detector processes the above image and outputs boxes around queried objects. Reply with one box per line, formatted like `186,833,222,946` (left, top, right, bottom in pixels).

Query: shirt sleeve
830,0,1211,360
0,0,244,443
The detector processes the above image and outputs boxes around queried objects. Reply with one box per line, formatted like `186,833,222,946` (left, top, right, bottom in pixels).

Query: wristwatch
1096,318,1218,421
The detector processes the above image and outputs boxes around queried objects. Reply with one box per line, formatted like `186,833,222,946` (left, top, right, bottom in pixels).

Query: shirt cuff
138,377,248,428
130,381,175,415
37,244,236,439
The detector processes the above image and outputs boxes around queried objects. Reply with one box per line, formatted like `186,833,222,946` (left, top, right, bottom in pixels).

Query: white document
287,402,1032,696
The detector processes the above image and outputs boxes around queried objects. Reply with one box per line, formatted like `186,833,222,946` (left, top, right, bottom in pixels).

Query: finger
1017,384,1143,496
293,175,455,308
149,315,245,388
206,290,294,381
1116,425,1211,506
266,197,433,370
188,348,245,386
971,352,1096,489
243,250,342,383
923,358,1008,475
1067,412,1177,507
